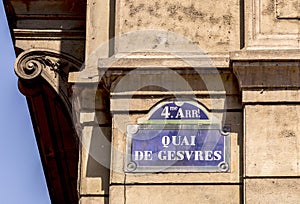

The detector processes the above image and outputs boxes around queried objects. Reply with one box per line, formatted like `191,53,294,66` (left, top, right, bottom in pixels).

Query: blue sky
0,2,50,203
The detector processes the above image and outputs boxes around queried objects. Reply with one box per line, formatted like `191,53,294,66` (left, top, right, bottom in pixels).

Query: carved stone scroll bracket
15,54,44,80
15,49,83,115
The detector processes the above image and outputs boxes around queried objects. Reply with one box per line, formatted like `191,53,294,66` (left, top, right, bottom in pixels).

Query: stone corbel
14,49,82,114
231,50,300,104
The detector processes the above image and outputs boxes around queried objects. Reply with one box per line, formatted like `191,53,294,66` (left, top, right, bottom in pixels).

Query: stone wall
70,0,300,203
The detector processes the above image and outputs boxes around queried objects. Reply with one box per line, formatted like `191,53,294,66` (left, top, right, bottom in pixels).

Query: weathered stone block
110,185,240,204
80,196,108,204
80,178,105,195
125,185,240,204
80,126,111,195
245,179,300,203
80,88,109,111
245,105,300,176
86,0,110,56
109,186,125,204
116,0,240,53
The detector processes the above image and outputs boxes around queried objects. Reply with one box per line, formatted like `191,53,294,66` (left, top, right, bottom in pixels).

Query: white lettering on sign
134,151,153,160
133,135,223,161
161,106,171,118
160,106,201,119
161,135,196,148
154,150,222,161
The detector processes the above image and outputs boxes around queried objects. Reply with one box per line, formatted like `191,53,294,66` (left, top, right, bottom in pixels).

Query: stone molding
13,29,85,40
69,52,230,84
275,0,299,19
231,50,300,90
245,0,299,50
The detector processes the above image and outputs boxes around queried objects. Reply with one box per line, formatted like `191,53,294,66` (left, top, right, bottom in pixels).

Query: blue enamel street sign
125,100,230,173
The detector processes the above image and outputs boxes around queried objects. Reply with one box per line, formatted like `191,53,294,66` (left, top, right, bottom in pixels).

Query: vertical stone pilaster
75,0,113,203
232,50,300,204
86,0,111,57
73,84,112,204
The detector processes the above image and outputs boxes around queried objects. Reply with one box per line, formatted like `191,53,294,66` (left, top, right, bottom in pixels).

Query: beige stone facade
9,0,300,203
